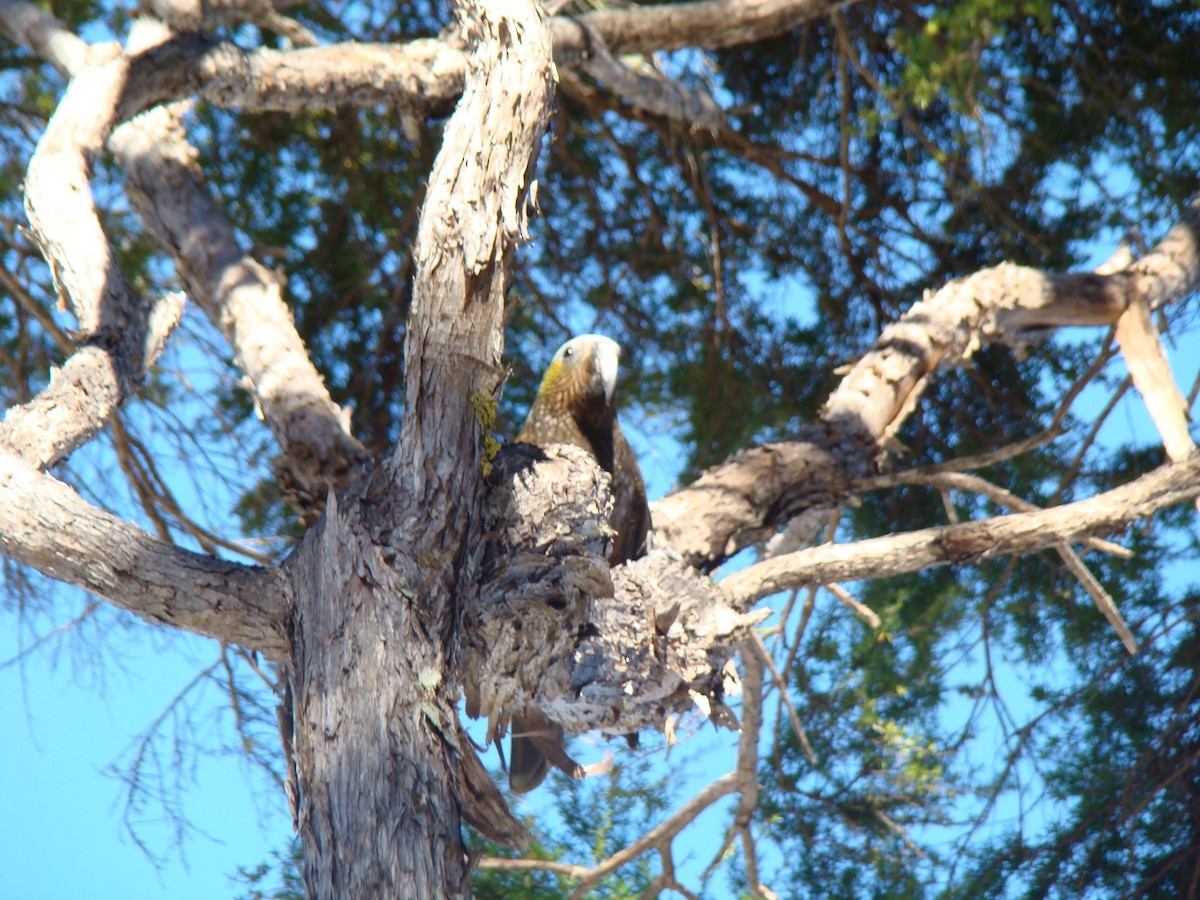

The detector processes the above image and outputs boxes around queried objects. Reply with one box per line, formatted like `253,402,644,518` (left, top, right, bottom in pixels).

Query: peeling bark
280,0,555,891
6,34,185,468
464,445,761,749
656,208,1200,572
286,491,479,897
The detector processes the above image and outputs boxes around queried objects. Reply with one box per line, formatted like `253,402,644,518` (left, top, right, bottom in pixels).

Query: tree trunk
279,0,555,894
288,489,472,896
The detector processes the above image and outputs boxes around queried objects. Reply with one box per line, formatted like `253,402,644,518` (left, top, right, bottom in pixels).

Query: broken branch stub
463,443,760,747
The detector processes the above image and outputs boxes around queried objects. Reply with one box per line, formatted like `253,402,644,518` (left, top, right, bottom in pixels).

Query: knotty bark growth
464,445,763,750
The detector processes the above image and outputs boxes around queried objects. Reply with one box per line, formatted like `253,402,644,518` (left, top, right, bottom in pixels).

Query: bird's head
538,334,621,407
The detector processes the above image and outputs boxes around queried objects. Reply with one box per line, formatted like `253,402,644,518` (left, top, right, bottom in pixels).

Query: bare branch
721,451,1200,610
173,38,468,117
656,199,1200,570
748,630,815,762
2,0,866,125
824,581,881,629
1055,539,1137,654
0,450,287,656
0,1,88,76
911,470,1132,559
1,33,185,467
1132,196,1200,312
569,23,726,132
550,0,861,62
111,20,368,513
1115,293,1194,463
478,773,741,889
146,0,316,44
0,297,182,469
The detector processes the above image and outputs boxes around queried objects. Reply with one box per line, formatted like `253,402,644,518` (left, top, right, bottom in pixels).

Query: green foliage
232,838,305,900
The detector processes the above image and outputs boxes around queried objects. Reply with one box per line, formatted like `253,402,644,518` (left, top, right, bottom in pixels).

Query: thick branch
569,23,726,132
0,300,182,469
2,34,185,467
551,0,857,61
0,0,88,75
151,37,468,117
0,450,287,655
721,451,1200,609
2,0,859,124
111,21,368,513
284,0,556,879
655,199,1200,569
651,423,859,568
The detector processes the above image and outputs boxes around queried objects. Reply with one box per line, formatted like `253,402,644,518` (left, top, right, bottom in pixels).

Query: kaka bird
508,334,651,793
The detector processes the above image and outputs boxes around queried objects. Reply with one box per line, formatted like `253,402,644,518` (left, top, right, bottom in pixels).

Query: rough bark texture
286,489,479,897
654,209,1200,572
0,448,287,654
549,0,859,61
651,423,861,568
2,34,184,468
109,25,369,514
281,0,555,893
464,445,760,746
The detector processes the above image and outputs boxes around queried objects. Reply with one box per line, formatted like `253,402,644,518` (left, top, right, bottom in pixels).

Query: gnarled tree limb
0,448,287,654
111,20,367,514
3,30,185,468
720,450,1200,610
654,198,1200,571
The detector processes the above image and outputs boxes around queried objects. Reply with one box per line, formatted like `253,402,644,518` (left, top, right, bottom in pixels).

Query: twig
748,630,815,763
824,582,882,628
478,773,740,894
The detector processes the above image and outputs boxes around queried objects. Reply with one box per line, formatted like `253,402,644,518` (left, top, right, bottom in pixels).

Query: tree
2,0,1199,897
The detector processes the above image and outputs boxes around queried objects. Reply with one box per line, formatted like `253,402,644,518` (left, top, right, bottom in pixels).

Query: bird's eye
563,347,574,358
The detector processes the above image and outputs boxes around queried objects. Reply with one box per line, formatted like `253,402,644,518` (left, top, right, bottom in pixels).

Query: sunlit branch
721,450,1200,612
0,449,288,656
0,24,186,466
111,19,368,515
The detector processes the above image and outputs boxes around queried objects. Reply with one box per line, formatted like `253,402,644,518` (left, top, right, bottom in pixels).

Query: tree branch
720,450,1200,610
568,22,727,133
478,772,741,889
2,0,862,124
0,449,287,655
0,0,88,75
654,198,1200,570
111,19,368,515
550,0,860,61
0,26,185,468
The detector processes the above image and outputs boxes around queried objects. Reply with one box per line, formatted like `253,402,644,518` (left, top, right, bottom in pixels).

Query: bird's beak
594,338,619,405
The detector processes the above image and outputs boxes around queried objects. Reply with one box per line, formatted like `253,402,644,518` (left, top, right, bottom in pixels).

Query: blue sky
1,619,294,899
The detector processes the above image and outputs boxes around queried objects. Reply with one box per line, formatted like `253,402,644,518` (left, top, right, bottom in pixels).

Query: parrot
508,333,651,793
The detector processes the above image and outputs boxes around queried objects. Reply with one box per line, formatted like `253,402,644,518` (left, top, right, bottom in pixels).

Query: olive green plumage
518,333,650,564
508,334,651,793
